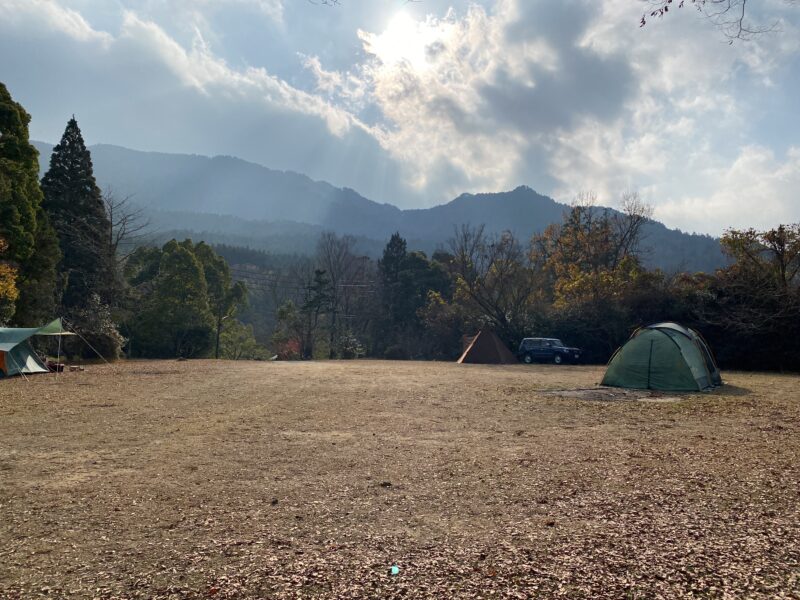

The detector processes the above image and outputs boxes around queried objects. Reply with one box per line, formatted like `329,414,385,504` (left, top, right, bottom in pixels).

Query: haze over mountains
33,142,725,272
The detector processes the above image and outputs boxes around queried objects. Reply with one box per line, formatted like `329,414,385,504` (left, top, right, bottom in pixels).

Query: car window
553,340,564,347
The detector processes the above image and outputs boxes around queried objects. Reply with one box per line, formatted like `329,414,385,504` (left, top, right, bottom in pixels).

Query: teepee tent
601,322,721,391
457,329,518,364
0,319,74,378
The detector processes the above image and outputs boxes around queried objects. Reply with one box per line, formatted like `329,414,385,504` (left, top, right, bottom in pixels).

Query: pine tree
41,117,112,310
378,232,407,287
0,83,60,325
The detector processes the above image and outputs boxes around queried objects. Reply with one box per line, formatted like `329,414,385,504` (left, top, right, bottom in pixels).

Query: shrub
383,344,408,360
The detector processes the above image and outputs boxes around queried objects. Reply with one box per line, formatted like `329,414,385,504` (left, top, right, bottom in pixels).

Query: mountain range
33,142,725,272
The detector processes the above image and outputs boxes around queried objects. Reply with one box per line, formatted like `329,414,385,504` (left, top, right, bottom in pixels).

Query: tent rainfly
0,319,74,378
601,322,721,392
457,329,518,364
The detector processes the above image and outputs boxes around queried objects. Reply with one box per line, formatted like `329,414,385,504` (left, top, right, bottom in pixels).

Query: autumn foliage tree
529,194,667,360
683,224,800,369
0,237,18,324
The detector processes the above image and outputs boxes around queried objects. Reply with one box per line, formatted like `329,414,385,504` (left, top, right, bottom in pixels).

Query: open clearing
1,360,799,599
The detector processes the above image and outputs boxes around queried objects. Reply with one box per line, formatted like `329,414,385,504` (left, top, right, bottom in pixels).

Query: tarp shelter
0,319,74,378
601,322,721,391
457,329,518,364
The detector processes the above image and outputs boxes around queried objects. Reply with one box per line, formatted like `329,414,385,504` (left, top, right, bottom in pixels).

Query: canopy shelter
0,319,74,378
601,322,721,392
457,329,518,364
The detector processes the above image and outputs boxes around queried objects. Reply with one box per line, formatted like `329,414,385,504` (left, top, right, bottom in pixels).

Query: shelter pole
56,332,62,380
62,319,116,372
646,339,654,390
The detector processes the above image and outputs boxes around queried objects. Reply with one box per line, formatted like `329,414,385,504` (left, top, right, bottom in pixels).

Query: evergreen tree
41,117,112,309
193,242,247,359
375,233,450,357
0,83,59,324
378,232,407,287
12,212,60,326
130,240,215,358
376,232,407,350
219,320,266,360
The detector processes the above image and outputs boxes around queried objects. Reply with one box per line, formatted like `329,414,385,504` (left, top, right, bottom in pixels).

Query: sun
364,10,431,70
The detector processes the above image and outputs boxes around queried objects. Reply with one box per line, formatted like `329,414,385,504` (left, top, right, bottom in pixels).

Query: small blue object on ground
390,565,400,576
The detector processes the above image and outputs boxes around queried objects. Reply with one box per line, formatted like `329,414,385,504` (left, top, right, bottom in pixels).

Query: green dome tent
601,322,721,391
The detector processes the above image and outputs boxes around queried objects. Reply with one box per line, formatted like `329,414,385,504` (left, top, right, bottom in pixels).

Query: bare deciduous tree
316,231,366,358
448,225,542,343
640,0,798,41
611,190,654,267
103,188,151,265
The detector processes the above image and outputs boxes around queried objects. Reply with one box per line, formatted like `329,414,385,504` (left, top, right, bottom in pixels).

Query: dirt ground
1,360,798,599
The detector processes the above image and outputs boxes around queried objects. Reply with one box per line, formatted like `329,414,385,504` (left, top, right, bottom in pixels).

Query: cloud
0,0,420,204
1,0,799,232
307,1,640,200
94,10,355,138
306,0,798,218
0,0,112,43
544,0,800,224
243,0,283,23
656,146,800,233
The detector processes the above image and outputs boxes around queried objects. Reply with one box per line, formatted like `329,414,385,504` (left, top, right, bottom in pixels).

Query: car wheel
553,354,563,365
523,353,533,364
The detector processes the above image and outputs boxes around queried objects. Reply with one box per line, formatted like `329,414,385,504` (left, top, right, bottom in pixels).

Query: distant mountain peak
32,141,724,272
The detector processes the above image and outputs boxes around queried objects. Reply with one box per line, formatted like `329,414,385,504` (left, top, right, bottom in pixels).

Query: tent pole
56,332,62,380
6,352,30,383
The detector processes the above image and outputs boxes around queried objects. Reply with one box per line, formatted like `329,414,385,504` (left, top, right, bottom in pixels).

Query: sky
1,0,799,235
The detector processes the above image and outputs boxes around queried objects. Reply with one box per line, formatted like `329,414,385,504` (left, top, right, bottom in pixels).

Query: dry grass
1,360,798,598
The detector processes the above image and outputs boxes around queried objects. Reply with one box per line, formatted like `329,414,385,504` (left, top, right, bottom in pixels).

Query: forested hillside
34,143,725,273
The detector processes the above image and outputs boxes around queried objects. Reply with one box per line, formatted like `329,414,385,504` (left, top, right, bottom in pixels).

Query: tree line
221,208,800,371
2,82,798,370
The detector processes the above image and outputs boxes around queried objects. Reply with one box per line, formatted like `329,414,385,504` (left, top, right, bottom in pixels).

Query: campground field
1,360,799,599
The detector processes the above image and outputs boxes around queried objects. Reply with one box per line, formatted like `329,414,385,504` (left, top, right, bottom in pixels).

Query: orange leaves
0,236,20,306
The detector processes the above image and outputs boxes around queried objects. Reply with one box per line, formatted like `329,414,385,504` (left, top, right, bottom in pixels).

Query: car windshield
553,340,564,347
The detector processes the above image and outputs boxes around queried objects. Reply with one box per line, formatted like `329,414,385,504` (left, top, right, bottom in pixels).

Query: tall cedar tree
41,118,113,310
0,83,59,325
